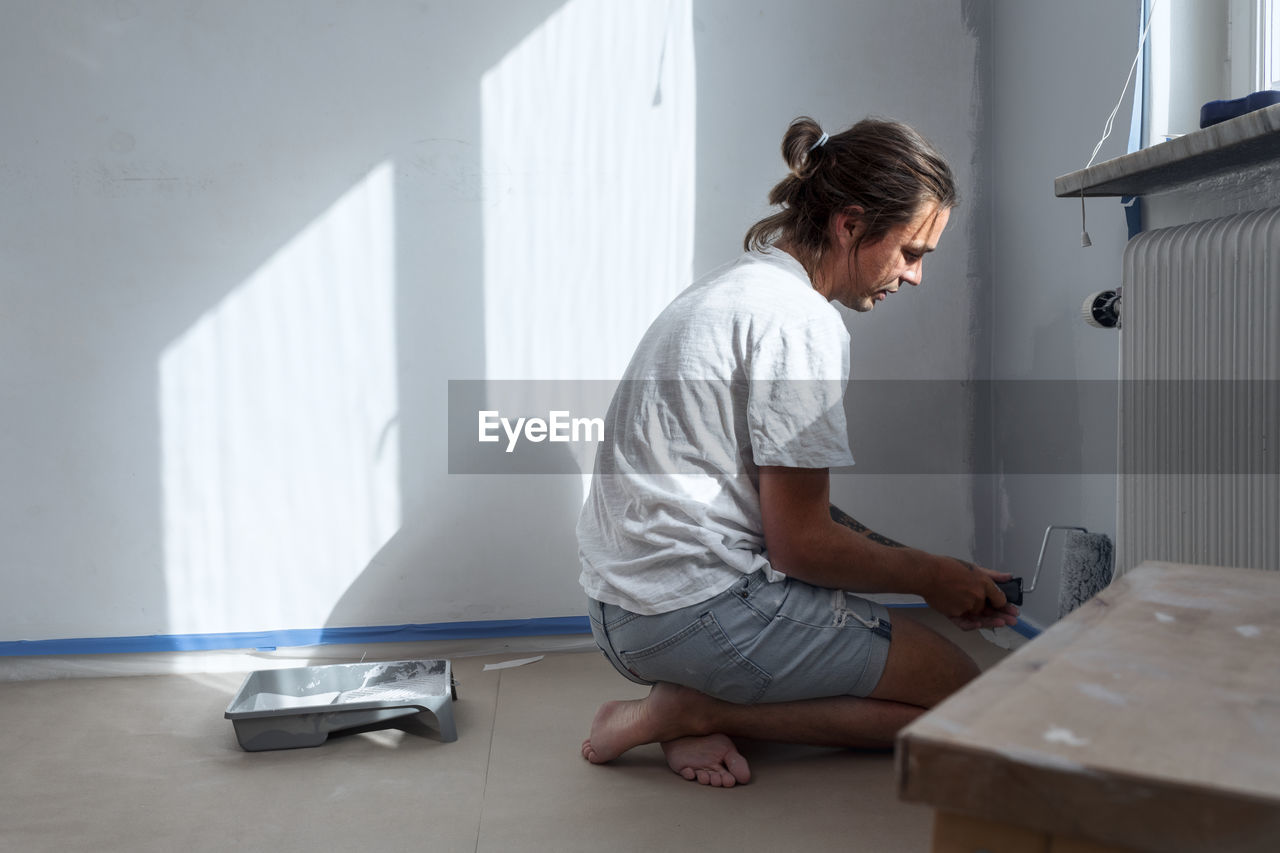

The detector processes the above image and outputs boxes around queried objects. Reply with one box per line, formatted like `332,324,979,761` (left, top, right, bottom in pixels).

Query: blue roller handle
1200,90,1280,128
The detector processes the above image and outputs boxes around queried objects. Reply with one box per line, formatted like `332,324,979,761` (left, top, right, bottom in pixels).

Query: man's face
837,202,951,313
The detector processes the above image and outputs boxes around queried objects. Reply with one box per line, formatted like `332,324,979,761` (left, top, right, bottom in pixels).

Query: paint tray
224,659,457,751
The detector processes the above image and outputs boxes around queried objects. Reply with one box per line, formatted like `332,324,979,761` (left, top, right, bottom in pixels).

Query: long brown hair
744,116,958,270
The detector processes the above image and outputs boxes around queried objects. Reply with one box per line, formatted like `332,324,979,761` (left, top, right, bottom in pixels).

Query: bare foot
581,698,653,764
581,683,695,764
662,734,751,787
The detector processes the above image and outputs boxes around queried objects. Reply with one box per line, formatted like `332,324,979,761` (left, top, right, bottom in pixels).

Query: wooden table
897,561,1280,853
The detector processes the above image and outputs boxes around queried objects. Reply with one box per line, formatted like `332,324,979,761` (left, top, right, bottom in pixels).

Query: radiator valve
1082,288,1121,329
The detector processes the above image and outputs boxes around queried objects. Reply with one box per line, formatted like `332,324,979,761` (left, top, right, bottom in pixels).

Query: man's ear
832,206,866,247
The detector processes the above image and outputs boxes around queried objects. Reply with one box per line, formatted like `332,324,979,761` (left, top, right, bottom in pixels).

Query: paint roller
993,525,1114,618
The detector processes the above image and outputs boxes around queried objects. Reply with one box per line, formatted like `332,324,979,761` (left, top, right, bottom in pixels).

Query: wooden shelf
898,561,1280,853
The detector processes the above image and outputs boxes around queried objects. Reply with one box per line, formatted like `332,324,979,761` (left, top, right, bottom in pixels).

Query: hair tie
807,132,829,153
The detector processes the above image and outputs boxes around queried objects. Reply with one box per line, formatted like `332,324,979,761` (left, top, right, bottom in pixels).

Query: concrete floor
0,609,1007,853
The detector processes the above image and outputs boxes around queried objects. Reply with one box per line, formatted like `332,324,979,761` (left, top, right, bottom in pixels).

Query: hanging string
1078,0,1158,247
1085,0,1160,170
1080,190,1092,247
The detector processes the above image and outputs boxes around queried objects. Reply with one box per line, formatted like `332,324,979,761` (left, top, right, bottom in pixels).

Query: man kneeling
576,116,1018,787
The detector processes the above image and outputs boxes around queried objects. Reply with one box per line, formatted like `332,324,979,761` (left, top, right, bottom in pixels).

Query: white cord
1086,0,1159,169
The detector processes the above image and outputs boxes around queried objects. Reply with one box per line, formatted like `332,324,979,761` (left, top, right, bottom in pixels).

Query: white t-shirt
576,247,856,615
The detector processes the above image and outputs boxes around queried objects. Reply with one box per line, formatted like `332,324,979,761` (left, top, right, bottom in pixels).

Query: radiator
1119,206,1280,576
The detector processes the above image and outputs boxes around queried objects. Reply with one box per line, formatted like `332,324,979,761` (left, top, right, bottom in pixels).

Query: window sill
1054,102,1280,198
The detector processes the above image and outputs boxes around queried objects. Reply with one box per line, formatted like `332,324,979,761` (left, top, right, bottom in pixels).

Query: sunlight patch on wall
160,162,400,635
481,0,695,488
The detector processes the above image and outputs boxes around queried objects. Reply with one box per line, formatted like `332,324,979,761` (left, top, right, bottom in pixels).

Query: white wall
1,0,585,641
3,0,1134,645
0,0,989,645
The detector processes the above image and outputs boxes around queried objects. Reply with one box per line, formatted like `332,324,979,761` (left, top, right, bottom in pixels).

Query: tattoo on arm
829,505,869,533
828,505,907,548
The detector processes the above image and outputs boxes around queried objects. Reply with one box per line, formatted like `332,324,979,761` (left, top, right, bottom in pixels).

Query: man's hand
828,503,1019,630
922,556,1019,631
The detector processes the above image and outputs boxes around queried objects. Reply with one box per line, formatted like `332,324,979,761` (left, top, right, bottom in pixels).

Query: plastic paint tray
225,659,457,751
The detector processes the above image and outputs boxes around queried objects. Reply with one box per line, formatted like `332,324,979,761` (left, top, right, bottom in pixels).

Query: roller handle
993,578,1023,607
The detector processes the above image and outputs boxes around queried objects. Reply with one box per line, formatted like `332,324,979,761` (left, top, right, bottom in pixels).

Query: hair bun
781,116,826,178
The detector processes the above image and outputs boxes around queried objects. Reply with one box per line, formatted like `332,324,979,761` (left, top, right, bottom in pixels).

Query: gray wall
694,1,989,573
1,0,1137,645
984,0,1136,628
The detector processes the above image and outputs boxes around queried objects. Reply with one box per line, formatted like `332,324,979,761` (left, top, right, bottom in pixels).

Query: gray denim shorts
587,571,893,705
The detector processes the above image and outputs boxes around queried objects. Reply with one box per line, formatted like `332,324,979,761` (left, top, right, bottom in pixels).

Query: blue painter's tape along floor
0,609,1008,853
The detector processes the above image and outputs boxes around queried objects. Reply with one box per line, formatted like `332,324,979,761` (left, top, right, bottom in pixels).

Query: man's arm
829,504,990,577
828,504,907,549
759,465,1017,628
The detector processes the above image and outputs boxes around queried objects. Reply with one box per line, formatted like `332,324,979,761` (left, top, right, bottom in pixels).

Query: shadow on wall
137,1,551,641
6,2,507,642
141,0,699,640
0,0,572,644
322,0,697,634
9,0,998,648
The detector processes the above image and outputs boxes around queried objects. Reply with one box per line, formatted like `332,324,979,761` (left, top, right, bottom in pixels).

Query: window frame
1147,0,1280,145
1263,0,1280,89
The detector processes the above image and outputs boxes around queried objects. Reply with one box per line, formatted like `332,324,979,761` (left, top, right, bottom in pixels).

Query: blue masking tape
0,616,594,657
1,603,1038,657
